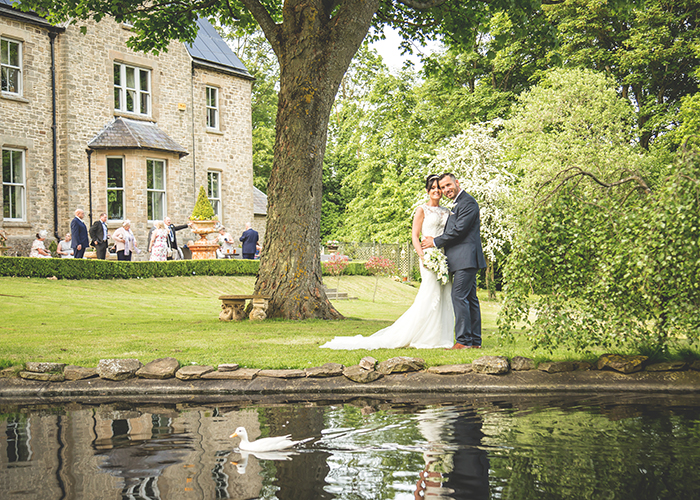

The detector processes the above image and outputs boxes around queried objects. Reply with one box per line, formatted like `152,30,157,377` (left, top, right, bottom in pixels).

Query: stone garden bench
218,295,271,321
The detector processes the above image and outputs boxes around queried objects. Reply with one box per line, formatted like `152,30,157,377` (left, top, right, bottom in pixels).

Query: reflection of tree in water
485,403,700,499
259,404,333,500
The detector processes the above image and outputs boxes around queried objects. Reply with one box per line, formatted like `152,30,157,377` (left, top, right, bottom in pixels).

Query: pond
1,393,699,499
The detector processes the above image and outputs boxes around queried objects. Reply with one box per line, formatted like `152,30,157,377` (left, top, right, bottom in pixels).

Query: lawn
0,275,626,370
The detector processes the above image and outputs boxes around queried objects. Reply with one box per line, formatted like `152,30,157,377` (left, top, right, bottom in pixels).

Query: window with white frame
107,157,124,221
2,148,25,220
114,62,151,115
1,38,22,95
206,86,219,130
207,171,221,219
147,159,166,221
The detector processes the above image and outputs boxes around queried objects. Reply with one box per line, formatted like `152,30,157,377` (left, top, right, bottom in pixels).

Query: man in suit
164,216,190,260
239,222,259,260
70,208,90,259
422,173,487,349
89,212,110,259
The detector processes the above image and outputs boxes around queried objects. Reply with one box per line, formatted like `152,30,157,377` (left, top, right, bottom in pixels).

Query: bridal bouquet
423,248,450,284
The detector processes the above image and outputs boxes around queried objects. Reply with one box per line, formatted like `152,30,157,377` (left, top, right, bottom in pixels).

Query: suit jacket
89,220,108,245
433,190,486,271
239,228,259,255
166,223,188,249
70,217,89,250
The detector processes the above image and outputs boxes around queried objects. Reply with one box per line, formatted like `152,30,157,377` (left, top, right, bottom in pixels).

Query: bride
321,175,454,350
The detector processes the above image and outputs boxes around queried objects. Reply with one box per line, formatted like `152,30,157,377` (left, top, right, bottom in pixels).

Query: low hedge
0,256,259,279
0,256,374,279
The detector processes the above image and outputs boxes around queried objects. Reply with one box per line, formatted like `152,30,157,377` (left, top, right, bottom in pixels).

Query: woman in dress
149,220,169,261
56,233,74,258
321,175,454,350
112,220,138,261
216,227,235,258
29,230,52,258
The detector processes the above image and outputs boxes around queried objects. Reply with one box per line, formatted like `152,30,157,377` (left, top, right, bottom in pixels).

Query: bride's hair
425,174,440,191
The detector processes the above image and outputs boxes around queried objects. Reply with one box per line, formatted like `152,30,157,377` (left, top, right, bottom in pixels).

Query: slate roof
186,18,252,80
0,0,59,29
87,117,189,157
253,186,267,215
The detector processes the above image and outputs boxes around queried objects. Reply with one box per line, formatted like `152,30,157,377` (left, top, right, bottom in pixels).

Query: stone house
1,0,258,257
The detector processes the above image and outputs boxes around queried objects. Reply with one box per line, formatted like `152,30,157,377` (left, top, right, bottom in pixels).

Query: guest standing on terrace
70,209,89,259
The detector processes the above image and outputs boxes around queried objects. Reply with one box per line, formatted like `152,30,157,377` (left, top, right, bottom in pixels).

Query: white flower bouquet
423,248,450,284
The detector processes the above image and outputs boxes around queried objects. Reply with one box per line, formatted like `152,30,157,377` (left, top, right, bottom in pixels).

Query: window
1,38,21,95
206,86,219,129
114,62,150,115
207,171,221,219
147,159,166,221
2,148,25,220
107,157,124,220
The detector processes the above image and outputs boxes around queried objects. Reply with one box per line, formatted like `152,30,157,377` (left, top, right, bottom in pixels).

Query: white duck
230,426,310,452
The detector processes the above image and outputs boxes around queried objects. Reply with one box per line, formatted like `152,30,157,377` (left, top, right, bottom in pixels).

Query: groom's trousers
452,268,481,347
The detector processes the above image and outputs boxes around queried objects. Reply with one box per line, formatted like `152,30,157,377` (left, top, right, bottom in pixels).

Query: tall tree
544,0,700,149
22,0,498,319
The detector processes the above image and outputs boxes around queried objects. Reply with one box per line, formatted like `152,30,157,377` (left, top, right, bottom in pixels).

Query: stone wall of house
2,12,254,258
0,16,55,247
193,67,254,240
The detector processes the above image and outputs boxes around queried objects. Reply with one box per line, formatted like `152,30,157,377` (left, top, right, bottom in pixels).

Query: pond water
1,394,699,499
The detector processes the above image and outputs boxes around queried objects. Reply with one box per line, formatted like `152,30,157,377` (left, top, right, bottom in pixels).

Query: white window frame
106,156,125,221
206,86,219,130
147,158,166,222
113,62,151,116
207,171,221,219
1,37,22,95
2,148,25,221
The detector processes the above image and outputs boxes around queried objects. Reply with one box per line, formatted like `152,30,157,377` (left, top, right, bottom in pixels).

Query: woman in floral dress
148,220,169,261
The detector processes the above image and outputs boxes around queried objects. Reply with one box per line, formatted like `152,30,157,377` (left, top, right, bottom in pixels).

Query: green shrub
0,256,376,279
0,256,259,279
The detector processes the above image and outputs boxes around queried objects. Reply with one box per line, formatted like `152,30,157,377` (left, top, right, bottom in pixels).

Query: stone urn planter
189,219,219,260
188,185,220,260
0,245,10,256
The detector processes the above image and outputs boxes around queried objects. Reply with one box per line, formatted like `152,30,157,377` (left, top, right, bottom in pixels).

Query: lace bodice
421,204,450,238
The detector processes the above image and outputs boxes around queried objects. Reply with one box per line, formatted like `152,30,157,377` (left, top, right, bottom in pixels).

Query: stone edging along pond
2,354,700,401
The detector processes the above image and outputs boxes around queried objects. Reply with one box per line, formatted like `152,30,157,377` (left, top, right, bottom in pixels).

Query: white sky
370,27,442,72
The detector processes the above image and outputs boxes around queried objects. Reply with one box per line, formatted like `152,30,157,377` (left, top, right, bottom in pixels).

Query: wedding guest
239,222,259,260
70,208,89,258
112,220,138,261
164,216,190,260
57,233,74,258
149,220,169,261
29,230,52,258
217,227,234,258
89,212,110,259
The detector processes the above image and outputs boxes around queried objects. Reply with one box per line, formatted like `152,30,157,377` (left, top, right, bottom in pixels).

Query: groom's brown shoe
447,343,467,350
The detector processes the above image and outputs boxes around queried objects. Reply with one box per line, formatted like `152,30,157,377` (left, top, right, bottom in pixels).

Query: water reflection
1,395,699,499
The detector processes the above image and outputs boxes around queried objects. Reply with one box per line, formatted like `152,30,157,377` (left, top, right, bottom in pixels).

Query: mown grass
0,275,693,370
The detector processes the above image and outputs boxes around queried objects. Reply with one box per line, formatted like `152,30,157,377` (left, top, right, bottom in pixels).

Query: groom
422,173,486,349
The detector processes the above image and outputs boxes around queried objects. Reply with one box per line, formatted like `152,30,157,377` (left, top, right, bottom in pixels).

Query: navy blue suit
433,190,486,347
239,228,259,260
70,216,89,259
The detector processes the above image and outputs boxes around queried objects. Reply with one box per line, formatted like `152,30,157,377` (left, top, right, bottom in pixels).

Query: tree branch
396,0,446,8
536,166,653,207
240,0,281,56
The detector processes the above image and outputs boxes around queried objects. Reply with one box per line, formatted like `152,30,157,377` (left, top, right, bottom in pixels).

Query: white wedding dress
321,204,454,350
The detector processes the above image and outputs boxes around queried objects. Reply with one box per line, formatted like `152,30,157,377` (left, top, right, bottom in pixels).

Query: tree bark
251,0,380,319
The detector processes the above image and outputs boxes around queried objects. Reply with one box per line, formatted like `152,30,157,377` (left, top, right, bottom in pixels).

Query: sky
370,27,442,73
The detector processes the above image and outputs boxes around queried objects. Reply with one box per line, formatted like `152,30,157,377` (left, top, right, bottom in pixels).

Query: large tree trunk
250,0,380,318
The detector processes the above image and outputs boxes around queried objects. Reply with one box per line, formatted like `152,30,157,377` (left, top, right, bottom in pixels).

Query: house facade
1,1,256,257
